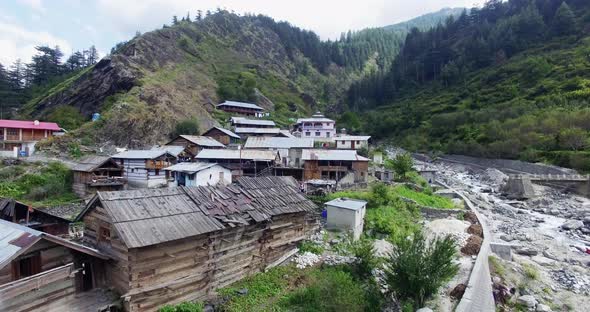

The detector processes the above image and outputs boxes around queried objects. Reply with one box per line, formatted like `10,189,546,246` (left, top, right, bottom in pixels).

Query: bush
384,231,458,307
365,203,421,242
173,119,200,137
351,238,378,277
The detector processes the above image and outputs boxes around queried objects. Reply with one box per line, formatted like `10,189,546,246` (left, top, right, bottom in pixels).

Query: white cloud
0,21,71,65
96,0,487,40
18,0,45,13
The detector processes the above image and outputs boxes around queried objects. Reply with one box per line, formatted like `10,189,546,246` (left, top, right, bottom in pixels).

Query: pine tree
8,59,24,90
196,10,202,21
186,12,191,22
172,15,179,25
551,2,576,36
86,45,99,65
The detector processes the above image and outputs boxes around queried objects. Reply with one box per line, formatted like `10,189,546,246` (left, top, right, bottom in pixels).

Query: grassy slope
367,35,590,171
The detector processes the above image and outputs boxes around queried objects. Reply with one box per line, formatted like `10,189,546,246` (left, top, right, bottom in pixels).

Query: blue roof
217,101,264,111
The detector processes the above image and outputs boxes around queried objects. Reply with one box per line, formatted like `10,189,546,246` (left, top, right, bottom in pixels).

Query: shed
164,162,232,187
202,127,240,146
324,198,367,240
166,135,225,159
111,150,177,188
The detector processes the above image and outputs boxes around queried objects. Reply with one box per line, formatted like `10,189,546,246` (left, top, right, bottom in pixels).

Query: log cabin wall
121,212,314,312
82,204,130,295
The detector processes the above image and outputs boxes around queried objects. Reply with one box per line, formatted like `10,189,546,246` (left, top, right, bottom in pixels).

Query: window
326,132,330,137
99,226,111,242
315,132,321,136
7,128,18,136
305,132,311,137
341,141,345,144
13,253,41,279
209,174,212,180
356,141,361,145
219,171,224,181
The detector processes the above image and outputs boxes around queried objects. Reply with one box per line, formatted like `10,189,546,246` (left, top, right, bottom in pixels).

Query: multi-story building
0,119,61,157
294,112,336,140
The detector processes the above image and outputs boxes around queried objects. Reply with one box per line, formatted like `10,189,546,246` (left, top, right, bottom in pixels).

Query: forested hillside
349,0,590,172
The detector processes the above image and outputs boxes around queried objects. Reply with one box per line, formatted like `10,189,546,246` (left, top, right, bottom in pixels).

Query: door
81,261,94,291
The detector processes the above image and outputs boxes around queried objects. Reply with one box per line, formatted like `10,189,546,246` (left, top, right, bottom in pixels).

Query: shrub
47,106,85,130
299,240,324,255
384,231,459,307
523,263,539,280
173,119,200,137
351,238,378,277
365,203,421,242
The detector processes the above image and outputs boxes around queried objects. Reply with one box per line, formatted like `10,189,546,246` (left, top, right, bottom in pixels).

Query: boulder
467,224,483,237
517,295,537,308
416,308,433,312
461,235,483,256
536,304,551,312
561,220,584,230
515,247,538,256
463,211,479,224
450,283,467,300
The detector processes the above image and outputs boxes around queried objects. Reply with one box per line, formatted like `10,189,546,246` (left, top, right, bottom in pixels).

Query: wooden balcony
145,160,170,170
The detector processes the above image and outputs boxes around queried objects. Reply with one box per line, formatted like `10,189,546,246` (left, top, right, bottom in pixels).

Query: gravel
292,252,321,269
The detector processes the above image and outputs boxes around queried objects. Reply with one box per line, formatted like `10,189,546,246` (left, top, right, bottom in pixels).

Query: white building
164,162,232,187
294,112,335,141
335,135,371,150
111,150,176,188
324,198,367,240
243,137,314,167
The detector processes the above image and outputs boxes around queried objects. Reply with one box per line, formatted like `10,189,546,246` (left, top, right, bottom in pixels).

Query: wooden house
74,176,319,311
195,149,280,178
302,149,369,182
244,137,314,167
201,127,240,146
335,135,371,150
111,150,176,189
164,162,232,187
217,101,265,117
72,156,126,197
0,198,71,235
166,135,225,159
0,219,114,311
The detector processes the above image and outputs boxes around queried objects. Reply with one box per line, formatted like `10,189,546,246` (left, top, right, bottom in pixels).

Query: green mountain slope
383,7,464,33
351,0,590,171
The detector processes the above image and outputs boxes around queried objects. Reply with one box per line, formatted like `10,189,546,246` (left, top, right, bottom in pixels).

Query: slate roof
169,135,226,148
196,149,278,161
203,127,240,139
244,137,314,149
234,127,281,135
217,101,264,111
72,155,119,172
111,150,173,160
231,119,276,127
75,177,316,248
301,149,370,161
325,198,367,211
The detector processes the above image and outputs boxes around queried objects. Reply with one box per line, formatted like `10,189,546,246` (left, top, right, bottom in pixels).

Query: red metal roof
0,119,61,131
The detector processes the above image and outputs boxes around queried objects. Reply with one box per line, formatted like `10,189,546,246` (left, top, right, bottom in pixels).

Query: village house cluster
0,102,376,311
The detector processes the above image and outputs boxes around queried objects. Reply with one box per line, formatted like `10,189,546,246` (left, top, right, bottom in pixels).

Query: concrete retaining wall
436,181,496,312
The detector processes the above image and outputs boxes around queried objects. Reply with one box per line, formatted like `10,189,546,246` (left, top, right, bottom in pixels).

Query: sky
0,0,486,66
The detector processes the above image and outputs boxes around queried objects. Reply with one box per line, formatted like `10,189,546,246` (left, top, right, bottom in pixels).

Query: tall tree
86,45,99,65
551,2,576,36
8,59,24,90
172,15,179,25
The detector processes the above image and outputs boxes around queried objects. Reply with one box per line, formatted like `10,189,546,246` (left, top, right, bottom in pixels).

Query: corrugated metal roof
301,149,370,161
196,149,278,161
72,155,116,172
80,176,316,249
204,127,240,139
163,162,219,173
172,135,226,147
244,137,314,149
0,219,42,267
336,135,371,141
0,119,61,131
217,101,264,111
279,130,296,138
325,198,367,211
111,149,172,159
296,117,335,123
234,127,281,135
232,119,276,127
